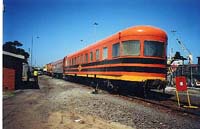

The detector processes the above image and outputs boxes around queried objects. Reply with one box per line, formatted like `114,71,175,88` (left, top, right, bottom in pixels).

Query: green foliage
3,41,30,60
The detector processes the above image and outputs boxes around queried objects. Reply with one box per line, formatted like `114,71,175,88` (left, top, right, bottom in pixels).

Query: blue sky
3,0,200,66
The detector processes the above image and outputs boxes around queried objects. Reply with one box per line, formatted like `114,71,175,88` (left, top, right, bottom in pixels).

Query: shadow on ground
144,91,174,101
109,88,174,101
20,81,40,89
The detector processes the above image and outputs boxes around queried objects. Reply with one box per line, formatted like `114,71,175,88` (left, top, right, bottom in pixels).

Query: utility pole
31,36,40,67
80,39,84,47
93,22,98,42
31,36,33,66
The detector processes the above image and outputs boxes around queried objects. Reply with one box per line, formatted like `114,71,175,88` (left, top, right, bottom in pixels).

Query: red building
3,51,25,90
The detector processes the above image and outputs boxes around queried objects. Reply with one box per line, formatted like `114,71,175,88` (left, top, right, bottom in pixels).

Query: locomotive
47,25,168,94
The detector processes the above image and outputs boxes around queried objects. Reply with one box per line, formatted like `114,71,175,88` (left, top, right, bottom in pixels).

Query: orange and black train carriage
47,25,168,93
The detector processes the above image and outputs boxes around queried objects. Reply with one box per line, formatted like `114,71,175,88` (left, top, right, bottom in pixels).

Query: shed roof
3,51,25,59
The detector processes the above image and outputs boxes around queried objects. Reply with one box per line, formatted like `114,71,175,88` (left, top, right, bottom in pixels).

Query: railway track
112,92,200,117
52,76,200,117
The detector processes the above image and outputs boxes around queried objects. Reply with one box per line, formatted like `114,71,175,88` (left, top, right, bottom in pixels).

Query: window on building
90,52,93,62
96,49,100,61
85,53,88,63
112,43,120,57
122,40,140,56
144,41,164,57
103,47,108,59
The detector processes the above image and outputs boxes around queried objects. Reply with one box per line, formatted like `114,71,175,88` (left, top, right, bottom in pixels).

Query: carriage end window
122,40,140,56
144,41,164,58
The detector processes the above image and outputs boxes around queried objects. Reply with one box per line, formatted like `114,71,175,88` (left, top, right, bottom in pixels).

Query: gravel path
3,75,200,129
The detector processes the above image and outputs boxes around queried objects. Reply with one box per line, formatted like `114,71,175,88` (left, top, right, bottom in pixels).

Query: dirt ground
3,76,134,129
3,75,200,129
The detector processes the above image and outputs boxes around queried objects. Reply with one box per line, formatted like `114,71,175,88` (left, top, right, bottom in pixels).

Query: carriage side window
72,58,74,65
122,40,140,56
85,53,88,63
80,55,82,64
96,49,100,61
75,58,76,65
73,58,76,65
112,43,120,58
90,52,93,62
103,47,108,60
77,57,79,64
66,59,68,66
144,41,164,57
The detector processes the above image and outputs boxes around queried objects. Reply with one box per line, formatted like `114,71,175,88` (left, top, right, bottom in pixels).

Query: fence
167,64,200,87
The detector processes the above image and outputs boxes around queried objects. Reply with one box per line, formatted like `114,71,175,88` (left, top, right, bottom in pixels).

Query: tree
3,41,30,62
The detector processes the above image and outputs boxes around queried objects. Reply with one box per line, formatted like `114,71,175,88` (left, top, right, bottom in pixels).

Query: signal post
175,76,198,108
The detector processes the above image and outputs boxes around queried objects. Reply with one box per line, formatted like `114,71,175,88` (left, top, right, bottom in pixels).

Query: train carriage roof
121,25,167,38
67,25,167,57
51,59,63,66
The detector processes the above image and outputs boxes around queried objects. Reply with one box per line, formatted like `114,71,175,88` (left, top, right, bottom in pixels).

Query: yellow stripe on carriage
65,73,165,82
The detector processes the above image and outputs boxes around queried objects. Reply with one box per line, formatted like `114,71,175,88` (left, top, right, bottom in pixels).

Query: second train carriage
52,59,64,79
